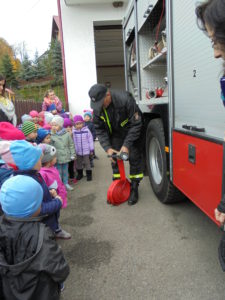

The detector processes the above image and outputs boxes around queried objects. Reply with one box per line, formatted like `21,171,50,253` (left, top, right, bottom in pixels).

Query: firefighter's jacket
93,90,143,151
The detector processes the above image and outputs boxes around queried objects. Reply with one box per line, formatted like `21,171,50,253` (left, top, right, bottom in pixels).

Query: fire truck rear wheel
146,118,183,204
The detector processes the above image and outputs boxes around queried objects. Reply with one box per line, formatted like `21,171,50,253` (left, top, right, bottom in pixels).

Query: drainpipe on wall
57,0,69,111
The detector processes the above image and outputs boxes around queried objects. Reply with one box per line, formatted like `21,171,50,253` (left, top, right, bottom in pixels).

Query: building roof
51,16,60,40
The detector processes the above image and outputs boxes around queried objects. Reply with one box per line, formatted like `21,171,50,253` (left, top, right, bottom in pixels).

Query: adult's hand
107,148,118,163
215,208,225,225
120,146,129,155
51,109,57,115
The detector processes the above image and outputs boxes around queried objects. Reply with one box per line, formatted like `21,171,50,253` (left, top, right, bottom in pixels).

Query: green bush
15,83,66,109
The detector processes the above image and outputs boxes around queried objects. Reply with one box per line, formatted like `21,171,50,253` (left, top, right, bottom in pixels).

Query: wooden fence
14,99,42,124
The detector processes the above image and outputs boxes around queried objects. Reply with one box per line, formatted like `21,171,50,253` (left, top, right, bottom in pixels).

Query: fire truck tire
146,118,183,204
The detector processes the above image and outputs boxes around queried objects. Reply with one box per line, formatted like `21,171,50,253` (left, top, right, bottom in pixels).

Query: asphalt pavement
59,141,225,300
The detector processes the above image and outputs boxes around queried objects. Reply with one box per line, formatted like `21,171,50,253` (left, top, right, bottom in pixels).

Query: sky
0,0,58,60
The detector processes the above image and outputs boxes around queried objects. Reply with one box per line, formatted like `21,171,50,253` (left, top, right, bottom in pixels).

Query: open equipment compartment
123,0,168,106
123,2,138,100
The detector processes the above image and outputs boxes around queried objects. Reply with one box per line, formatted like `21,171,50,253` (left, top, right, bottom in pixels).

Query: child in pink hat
0,122,25,141
29,110,39,124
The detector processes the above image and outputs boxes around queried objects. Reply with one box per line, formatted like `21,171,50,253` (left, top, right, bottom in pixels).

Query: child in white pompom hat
50,115,76,191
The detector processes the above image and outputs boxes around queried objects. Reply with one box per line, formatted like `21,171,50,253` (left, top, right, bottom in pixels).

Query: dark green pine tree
33,50,39,78
33,50,48,79
19,53,35,81
1,54,18,88
37,60,48,79
51,39,63,83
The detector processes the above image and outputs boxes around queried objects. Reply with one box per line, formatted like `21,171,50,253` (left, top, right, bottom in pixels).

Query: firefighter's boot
76,169,83,180
128,181,139,205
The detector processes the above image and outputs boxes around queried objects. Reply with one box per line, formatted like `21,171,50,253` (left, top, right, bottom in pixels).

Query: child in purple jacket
72,115,94,181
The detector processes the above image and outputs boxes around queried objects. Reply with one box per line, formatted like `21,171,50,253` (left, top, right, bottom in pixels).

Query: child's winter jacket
40,166,67,208
72,126,94,156
14,169,62,232
51,128,76,164
0,166,62,232
0,215,69,300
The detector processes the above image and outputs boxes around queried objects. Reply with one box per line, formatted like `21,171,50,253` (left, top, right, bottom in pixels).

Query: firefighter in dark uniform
88,83,144,205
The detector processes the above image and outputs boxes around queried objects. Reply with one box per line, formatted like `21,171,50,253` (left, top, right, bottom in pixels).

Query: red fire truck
123,0,224,223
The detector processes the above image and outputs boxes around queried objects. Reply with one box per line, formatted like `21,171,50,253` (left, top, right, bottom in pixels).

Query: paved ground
59,142,225,300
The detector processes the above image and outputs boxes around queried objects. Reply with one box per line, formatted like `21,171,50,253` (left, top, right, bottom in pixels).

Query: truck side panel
173,131,223,222
171,0,224,139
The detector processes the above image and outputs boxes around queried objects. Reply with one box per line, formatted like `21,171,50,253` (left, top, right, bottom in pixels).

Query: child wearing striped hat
21,121,38,144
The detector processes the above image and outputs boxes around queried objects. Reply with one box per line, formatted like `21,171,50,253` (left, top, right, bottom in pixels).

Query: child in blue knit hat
84,111,96,141
0,175,69,300
0,140,71,239
36,128,51,144
84,110,98,166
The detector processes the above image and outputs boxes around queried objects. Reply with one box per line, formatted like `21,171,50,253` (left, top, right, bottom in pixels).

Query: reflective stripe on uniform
120,118,128,127
129,173,144,179
113,174,121,178
165,146,169,153
100,116,106,122
103,108,112,134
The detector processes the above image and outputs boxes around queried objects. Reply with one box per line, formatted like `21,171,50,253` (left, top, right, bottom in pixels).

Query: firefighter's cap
88,84,107,114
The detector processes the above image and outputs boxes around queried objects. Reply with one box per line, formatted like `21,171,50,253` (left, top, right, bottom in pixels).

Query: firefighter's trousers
110,136,143,182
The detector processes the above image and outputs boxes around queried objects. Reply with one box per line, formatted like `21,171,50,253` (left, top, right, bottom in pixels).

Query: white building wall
59,0,128,115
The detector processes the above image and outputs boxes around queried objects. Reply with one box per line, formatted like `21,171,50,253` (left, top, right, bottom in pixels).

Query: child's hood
54,128,67,136
40,166,58,186
0,216,45,277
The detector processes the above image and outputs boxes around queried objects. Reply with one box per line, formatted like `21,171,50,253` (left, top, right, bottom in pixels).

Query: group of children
19,109,96,189
0,108,97,299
